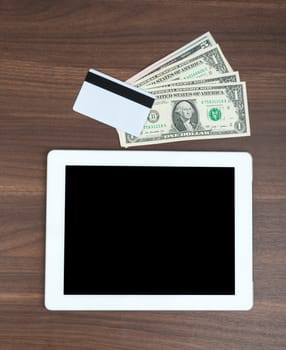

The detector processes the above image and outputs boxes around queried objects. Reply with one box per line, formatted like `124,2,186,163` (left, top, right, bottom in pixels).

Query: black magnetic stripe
85,71,155,108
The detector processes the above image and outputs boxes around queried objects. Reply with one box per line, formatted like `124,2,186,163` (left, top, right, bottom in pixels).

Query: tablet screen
64,165,235,295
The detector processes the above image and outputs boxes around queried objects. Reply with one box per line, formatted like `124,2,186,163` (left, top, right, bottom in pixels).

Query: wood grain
0,0,286,349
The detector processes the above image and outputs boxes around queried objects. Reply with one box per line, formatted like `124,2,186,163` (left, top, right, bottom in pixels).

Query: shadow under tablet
64,165,235,295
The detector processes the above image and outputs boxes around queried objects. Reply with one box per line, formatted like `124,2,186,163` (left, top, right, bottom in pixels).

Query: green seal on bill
209,108,222,121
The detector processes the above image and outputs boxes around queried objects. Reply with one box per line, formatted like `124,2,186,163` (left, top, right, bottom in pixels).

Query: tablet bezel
45,150,253,310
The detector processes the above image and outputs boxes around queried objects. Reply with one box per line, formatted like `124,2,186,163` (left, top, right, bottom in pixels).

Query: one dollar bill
147,72,240,94
118,83,250,147
127,32,216,84
135,45,233,88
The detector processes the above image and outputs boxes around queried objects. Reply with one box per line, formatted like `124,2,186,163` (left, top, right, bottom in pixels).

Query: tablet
45,150,253,310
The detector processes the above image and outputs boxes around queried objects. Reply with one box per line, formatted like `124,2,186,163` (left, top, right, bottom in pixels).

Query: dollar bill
118,83,250,148
127,32,216,84
135,45,233,88
147,72,240,94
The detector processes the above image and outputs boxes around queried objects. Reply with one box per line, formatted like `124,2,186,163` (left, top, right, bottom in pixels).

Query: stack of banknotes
118,32,250,148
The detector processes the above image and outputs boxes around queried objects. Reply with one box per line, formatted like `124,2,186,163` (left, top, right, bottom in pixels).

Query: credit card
73,69,155,136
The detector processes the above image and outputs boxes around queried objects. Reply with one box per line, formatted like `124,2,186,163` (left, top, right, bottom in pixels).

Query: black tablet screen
64,166,235,295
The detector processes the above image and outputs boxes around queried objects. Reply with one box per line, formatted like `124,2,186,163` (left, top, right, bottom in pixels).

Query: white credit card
73,69,155,137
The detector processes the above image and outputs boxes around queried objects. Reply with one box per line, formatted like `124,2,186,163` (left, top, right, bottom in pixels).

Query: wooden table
0,1,285,349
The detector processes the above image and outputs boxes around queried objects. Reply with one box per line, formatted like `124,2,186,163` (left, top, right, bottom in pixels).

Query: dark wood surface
0,0,285,349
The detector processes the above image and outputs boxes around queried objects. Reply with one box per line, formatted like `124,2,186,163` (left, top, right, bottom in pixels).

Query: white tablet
45,150,253,310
